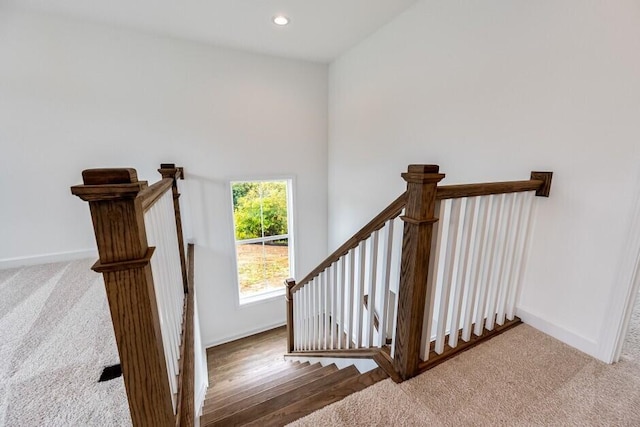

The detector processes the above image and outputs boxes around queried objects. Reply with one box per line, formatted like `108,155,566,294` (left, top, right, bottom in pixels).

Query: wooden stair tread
245,367,389,427
207,361,302,397
204,362,322,411
207,327,286,358
209,341,287,367
205,363,338,421
210,352,287,378
202,365,360,426
202,327,392,426
205,362,322,405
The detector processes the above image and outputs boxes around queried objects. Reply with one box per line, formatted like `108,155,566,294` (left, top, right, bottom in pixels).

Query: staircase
201,327,388,426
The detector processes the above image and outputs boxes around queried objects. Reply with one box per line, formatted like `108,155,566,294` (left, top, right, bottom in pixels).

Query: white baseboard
195,382,208,419
516,306,600,360
203,321,287,349
0,249,97,269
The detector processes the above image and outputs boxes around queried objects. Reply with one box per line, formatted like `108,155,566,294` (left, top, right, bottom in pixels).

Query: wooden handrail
437,179,542,199
291,192,407,293
158,164,188,292
437,171,553,199
175,244,195,427
286,165,554,383
140,177,173,211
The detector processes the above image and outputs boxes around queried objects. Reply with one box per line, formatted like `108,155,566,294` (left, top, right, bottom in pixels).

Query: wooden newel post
393,164,445,380
158,163,188,293
285,278,296,353
71,169,174,427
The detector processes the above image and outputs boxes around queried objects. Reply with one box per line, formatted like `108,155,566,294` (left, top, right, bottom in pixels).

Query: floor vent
98,364,122,382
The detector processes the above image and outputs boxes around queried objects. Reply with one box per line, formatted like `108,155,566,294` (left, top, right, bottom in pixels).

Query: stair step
205,363,338,421
202,365,360,426
209,334,286,368
204,362,323,409
207,361,304,398
209,342,286,369
207,327,286,360
210,352,287,380
245,367,389,427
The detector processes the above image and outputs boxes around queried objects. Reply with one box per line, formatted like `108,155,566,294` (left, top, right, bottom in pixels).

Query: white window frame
229,178,295,305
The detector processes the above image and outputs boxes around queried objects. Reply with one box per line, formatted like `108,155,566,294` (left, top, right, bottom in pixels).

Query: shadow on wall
181,173,234,251
180,172,239,300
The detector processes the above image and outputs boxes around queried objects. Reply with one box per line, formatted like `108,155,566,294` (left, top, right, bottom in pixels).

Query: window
230,179,294,302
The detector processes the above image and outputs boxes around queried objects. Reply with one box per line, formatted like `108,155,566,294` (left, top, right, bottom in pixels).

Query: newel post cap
402,164,445,184
70,168,148,201
158,163,184,180
285,278,296,297
82,168,138,185
407,164,440,174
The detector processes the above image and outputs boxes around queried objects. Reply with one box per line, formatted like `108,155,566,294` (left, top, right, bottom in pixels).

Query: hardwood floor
205,327,289,400
201,326,388,426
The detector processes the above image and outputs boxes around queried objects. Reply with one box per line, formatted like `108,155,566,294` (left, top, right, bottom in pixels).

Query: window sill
239,288,286,307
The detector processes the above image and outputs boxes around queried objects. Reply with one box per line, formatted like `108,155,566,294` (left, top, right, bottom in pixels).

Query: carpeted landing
3,259,640,426
290,298,640,427
0,260,131,426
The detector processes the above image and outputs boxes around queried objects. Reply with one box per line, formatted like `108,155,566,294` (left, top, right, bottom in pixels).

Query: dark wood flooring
201,326,388,426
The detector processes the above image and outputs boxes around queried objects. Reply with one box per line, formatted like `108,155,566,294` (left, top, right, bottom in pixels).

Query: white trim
195,382,207,418
597,171,640,363
227,177,297,306
239,288,286,306
0,249,97,269
236,234,289,245
516,306,600,359
203,321,286,349
283,355,378,374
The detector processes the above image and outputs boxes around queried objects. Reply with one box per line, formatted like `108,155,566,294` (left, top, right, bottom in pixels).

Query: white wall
0,9,328,345
328,0,640,360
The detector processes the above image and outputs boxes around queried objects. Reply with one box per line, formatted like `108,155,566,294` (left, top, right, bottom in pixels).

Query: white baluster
347,249,355,349
496,193,519,326
378,220,394,348
420,201,444,360
323,271,329,350
293,291,298,350
474,195,497,337
390,213,405,358
338,256,346,350
449,197,474,349
367,230,379,348
316,276,322,349
435,199,461,355
304,282,313,350
356,240,366,348
142,189,188,410
485,194,508,331
310,277,316,350
462,197,487,342
507,191,536,319
331,262,338,350
318,272,323,350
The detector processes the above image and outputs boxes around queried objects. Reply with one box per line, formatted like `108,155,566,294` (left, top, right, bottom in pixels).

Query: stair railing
286,164,552,381
286,193,407,354
416,173,553,372
71,164,202,426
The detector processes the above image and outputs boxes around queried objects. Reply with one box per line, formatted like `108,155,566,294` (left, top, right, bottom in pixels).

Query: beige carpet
0,260,131,426
290,298,640,426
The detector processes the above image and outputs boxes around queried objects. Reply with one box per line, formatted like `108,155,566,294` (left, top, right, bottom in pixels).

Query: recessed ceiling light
272,15,290,26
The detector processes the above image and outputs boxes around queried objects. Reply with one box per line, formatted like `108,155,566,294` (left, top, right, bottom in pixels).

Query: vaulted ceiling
3,0,419,62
